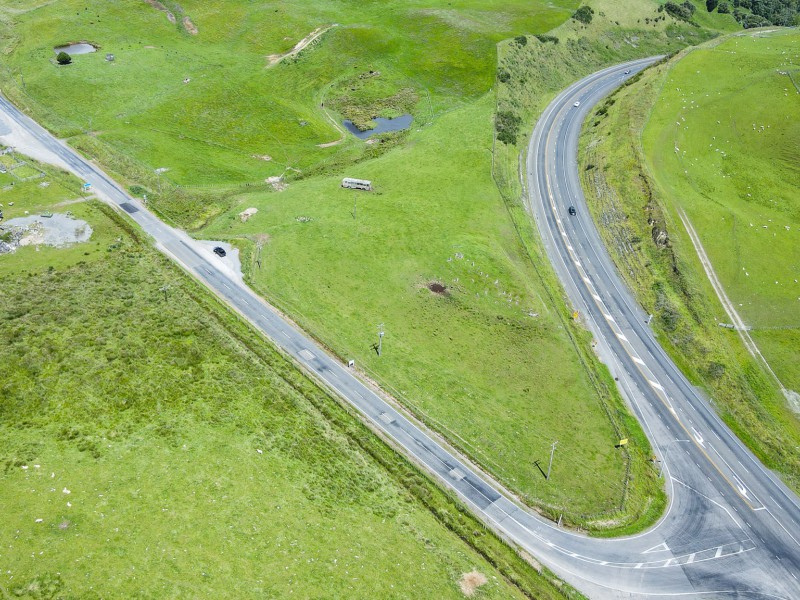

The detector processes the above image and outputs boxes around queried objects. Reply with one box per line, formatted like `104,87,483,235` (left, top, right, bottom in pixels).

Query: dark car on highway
568,206,576,216
213,246,227,257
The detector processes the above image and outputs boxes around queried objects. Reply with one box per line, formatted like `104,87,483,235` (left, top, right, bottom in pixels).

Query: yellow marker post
618,439,628,447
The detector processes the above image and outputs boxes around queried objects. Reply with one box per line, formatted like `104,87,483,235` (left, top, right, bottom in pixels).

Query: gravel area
0,213,92,253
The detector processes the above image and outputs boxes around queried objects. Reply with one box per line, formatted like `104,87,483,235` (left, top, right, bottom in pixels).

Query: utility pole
377,323,384,356
547,440,558,480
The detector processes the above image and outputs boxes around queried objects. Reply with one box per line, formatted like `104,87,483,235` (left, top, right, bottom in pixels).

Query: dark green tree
56,51,72,65
572,5,595,24
495,110,521,145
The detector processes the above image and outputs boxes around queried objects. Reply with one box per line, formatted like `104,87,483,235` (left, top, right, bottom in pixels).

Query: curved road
525,58,800,597
1,59,798,598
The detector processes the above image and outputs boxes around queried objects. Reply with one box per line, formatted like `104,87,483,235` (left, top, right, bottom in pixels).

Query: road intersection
1,58,798,597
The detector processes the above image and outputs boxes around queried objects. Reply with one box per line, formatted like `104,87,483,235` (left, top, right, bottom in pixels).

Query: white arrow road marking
691,427,706,448
733,475,749,498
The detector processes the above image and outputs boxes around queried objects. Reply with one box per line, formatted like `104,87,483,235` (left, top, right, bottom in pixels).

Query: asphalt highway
525,58,800,597
1,60,799,597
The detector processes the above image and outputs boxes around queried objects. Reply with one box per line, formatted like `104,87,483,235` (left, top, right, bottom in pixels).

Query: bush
129,185,147,196
663,1,696,21
742,13,771,27
497,68,511,83
732,0,797,24
56,51,72,65
534,34,560,44
706,0,719,11
707,361,726,380
718,2,731,13
514,34,528,46
495,110,521,145
572,5,595,24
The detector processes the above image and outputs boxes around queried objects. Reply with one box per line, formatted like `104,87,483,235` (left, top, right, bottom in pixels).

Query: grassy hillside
0,0,575,227
203,93,666,531
578,29,800,490
0,163,581,599
491,0,729,206
644,29,800,385
0,0,669,530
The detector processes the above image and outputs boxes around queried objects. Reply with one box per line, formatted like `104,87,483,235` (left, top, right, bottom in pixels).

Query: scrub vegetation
0,162,581,599
578,29,800,490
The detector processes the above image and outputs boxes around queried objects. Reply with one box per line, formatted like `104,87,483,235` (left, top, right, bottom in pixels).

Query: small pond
343,114,413,139
54,43,97,56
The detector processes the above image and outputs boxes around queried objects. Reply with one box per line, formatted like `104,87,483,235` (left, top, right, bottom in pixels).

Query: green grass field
202,91,666,528
578,29,800,490
0,163,580,599
0,0,574,225
0,0,671,530
643,29,800,391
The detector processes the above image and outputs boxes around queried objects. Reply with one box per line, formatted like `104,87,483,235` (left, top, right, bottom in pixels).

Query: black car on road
213,246,227,257
568,206,576,216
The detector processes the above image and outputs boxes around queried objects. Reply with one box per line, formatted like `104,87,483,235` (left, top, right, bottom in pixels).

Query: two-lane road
526,58,800,596
2,58,798,597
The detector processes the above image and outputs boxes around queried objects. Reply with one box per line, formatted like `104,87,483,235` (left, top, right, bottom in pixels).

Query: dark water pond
343,114,413,139
54,43,96,55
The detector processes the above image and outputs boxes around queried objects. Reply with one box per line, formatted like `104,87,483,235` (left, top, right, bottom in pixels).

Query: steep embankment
578,29,800,491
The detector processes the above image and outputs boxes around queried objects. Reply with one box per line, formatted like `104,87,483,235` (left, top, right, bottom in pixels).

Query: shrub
497,68,511,83
495,110,521,145
663,1,696,21
741,13,771,27
707,361,726,380
572,5,595,24
706,0,719,11
534,34,560,44
514,34,528,46
56,51,72,65
718,2,731,13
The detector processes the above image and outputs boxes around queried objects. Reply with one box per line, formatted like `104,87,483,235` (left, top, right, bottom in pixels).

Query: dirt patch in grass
266,25,336,68
459,571,487,596
428,281,448,296
143,0,175,23
239,207,258,222
183,16,197,35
